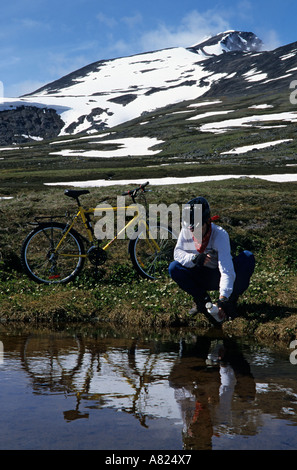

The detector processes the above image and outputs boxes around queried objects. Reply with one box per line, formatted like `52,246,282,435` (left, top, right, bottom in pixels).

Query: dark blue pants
168,250,255,302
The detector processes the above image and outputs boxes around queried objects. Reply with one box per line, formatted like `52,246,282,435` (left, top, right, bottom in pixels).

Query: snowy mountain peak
2,30,297,144
188,31,263,56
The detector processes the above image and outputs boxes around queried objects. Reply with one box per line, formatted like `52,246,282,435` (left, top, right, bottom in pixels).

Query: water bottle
206,340,224,366
206,301,223,323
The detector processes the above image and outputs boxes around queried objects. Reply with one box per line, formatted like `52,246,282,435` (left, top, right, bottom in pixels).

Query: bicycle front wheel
129,224,176,280
21,222,85,284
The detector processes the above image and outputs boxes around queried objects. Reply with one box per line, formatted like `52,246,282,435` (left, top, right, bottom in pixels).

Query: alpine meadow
0,31,296,347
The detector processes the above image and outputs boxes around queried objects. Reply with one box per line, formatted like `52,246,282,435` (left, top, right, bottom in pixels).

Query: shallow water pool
0,323,296,450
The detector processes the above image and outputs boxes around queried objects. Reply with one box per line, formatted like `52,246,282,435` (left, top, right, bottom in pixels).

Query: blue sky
1,0,297,97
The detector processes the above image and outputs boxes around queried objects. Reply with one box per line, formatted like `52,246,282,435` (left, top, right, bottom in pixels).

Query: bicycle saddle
64,189,90,199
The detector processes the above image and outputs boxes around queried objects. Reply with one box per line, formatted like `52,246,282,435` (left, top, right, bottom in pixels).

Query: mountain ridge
24,30,262,98
1,30,297,144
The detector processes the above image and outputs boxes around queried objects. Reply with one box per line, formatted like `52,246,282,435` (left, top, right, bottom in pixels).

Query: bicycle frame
54,201,161,259
21,183,177,284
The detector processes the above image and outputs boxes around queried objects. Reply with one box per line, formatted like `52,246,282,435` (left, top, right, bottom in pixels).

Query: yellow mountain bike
21,182,177,284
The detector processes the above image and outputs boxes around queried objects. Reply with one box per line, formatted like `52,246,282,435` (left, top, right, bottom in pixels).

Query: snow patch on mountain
44,173,297,188
220,139,293,155
5,30,263,137
243,68,268,82
187,110,234,121
50,136,164,158
199,111,297,133
20,47,227,134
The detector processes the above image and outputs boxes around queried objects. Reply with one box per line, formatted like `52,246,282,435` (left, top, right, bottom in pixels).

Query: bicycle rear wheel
129,224,176,280
21,222,85,284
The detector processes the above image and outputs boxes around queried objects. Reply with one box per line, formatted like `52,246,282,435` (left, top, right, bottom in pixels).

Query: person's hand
192,253,211,267
217,297,229,320
217,306,226,321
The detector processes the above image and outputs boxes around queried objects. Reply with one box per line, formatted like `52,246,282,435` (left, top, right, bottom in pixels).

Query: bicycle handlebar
122,181,149,198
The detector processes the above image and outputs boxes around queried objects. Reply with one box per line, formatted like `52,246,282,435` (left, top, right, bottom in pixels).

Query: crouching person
169,196,255,323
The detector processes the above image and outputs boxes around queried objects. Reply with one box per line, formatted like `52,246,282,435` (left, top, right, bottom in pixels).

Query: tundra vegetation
0,91,296,347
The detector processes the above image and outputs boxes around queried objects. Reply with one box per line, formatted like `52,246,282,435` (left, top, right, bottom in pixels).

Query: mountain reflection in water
0,324,297,450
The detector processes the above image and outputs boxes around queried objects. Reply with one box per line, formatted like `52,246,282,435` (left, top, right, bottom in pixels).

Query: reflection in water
20,330,181,428
169,336,256,449
0,324,297,450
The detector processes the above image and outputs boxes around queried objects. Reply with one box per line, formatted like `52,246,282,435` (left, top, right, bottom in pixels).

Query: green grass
0,89,297,346
0,178,296,346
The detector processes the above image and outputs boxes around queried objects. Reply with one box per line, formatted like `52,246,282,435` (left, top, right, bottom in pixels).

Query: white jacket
174,223,236,298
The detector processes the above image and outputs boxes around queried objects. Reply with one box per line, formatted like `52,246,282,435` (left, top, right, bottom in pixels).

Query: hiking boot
189,304,200,315
188,293,210,316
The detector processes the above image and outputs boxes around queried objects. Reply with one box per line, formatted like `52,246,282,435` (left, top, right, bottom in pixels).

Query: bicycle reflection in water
19,329,256,449
20,331,178,427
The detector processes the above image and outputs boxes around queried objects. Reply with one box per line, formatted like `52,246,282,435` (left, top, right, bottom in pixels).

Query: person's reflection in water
169,335,256,450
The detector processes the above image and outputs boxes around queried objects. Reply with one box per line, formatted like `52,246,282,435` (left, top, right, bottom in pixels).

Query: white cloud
121,13,143,28
260,29,282,50
108,39,133,57
15,18,51,31
5,80,47,97
139,9,231,51
97,11,143,30
46,51,91,79
97,13,117,28
233,0,254,21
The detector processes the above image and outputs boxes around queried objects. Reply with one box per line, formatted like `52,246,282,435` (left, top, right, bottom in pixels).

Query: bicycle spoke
21,223,85,284
129,225,176,280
